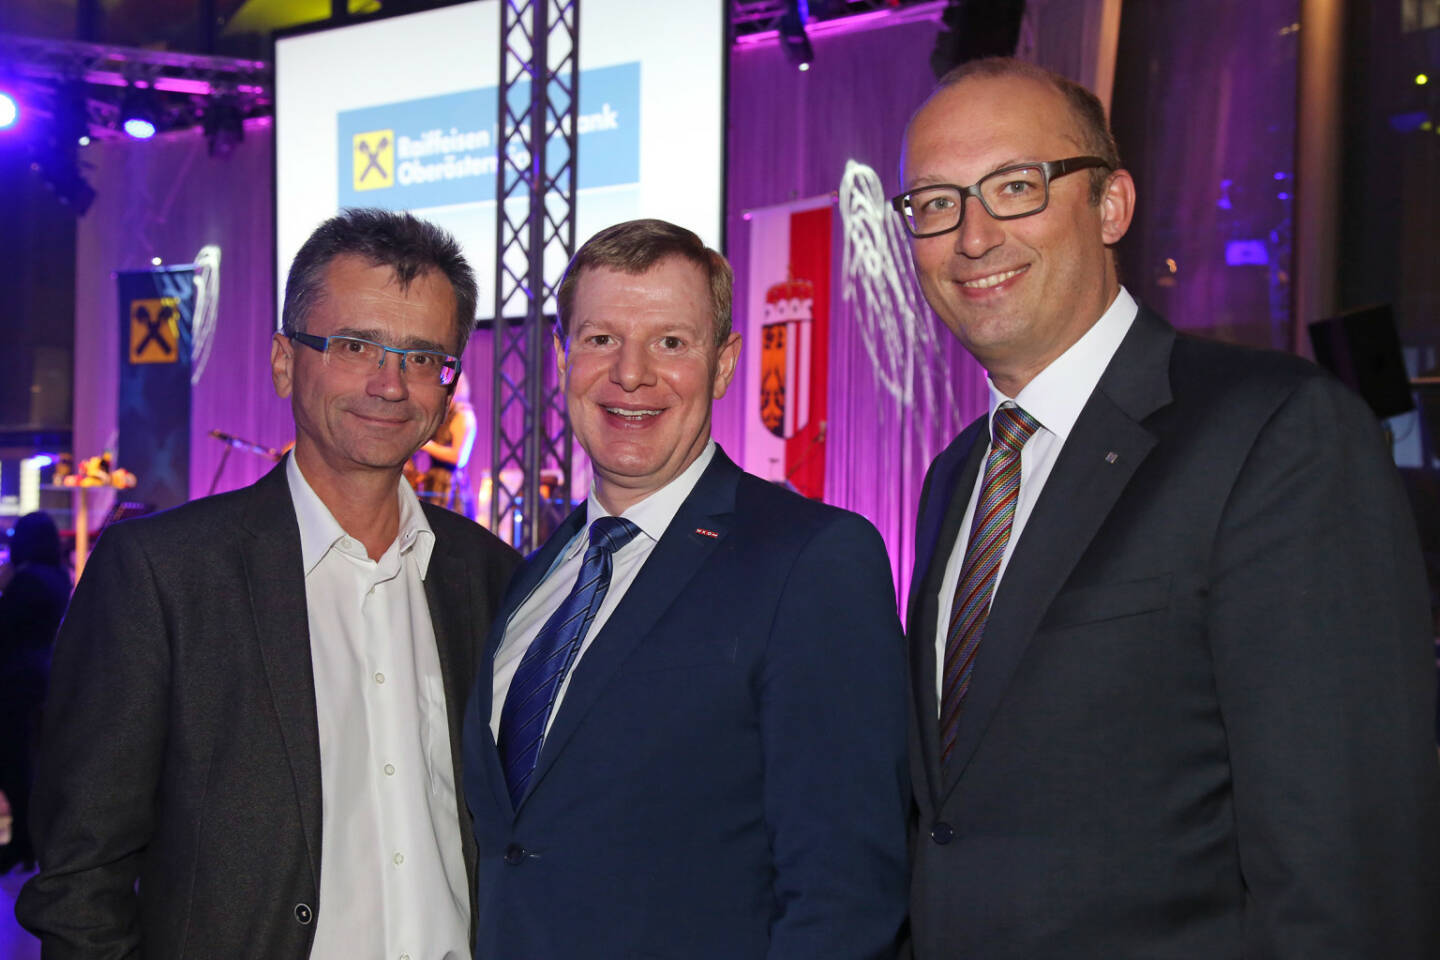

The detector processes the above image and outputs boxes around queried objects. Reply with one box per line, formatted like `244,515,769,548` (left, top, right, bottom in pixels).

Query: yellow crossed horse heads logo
129,298,181,364
353,129,394,191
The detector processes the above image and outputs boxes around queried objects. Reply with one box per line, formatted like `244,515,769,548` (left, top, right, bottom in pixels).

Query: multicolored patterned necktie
498,516,641,807
940,404,1041,765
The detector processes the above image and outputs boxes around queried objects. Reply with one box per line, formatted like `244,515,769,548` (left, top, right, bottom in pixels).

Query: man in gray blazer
895,58,1440,958
18,209,518,958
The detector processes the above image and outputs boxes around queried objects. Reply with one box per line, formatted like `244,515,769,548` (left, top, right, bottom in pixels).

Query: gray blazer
17,461,519,959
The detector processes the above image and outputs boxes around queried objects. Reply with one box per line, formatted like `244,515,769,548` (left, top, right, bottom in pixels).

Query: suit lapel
421,532,473,798
238,461,323,884
906,418,987,811
518,452,739,809
939,308,1175,800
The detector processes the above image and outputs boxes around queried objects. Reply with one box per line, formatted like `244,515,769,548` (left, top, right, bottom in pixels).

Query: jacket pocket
1041,574,1171,629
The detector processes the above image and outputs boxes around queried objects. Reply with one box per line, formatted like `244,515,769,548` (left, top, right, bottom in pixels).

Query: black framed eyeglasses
289,332,461,387
890,156,1112,239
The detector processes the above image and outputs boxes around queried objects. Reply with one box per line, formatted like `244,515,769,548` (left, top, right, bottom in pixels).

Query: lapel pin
1105,451,1119,464
694,527,720,538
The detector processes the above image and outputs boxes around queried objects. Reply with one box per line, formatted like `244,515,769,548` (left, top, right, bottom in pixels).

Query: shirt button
504,843,526,865
400,955,411,960
384,763,395,776
374,672,385,684
294,902,313,924
393,852,404,866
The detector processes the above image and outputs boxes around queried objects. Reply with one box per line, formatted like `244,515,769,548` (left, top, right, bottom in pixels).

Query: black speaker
1307,303,1414,419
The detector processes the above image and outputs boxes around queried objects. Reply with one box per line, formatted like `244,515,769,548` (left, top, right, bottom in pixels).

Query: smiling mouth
961,266,1026,289
604,406,663,421
350,411,408,425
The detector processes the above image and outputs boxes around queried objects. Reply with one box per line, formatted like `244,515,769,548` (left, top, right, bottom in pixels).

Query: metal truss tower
490,0,580,551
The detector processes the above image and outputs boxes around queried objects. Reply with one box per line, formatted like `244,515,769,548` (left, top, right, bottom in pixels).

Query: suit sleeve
16,524,171,958
1208,376,1440,958
760,513,910,960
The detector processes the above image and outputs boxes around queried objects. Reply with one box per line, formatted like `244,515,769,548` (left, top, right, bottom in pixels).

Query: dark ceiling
0,0,381,60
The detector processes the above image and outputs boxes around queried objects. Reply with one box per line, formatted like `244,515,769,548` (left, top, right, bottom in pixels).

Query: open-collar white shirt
935,287,1139,709
287,456,468,960
489,441,718,743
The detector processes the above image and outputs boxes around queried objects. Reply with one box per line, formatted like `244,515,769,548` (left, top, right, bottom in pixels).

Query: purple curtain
727,19,991,606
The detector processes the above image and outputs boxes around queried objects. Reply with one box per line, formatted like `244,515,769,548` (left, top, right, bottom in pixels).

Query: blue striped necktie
498,515,642,807
941,404,1040,765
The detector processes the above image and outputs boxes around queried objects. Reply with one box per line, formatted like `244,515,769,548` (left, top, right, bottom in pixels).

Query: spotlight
1418,73,1430,86
202,96,245,157
29,84,97,215
120,87,158,140
0,90,18,130
780,0,814,72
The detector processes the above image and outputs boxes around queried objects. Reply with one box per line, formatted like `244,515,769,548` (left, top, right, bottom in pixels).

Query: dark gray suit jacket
17,461,519,959
906,307,1440,959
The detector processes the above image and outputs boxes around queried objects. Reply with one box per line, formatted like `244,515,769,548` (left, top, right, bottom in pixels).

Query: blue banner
337,61,641,210
117,266,195,511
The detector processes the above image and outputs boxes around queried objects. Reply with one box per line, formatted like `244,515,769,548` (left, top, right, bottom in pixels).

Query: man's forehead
902,74,1082,180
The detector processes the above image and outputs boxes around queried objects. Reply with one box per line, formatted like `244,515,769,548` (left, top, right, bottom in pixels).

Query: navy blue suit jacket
462,448,910,959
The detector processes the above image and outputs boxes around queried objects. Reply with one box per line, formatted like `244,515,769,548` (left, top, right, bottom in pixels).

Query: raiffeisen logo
352,130,394,191
336,62,640,212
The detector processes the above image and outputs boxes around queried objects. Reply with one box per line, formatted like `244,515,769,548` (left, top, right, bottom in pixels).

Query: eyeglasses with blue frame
288,332,461,387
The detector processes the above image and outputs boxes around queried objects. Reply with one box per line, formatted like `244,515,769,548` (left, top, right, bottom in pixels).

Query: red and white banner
743,197,831,500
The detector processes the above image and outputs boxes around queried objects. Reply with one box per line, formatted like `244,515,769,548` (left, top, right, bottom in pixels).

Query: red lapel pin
694,527,719,538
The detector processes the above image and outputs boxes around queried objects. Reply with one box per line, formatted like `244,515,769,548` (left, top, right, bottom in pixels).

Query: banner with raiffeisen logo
118,266,196,511
337,61,640,211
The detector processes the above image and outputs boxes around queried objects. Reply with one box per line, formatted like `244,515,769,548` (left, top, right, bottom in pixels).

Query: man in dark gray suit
895,57,1440,958
18,209,518,958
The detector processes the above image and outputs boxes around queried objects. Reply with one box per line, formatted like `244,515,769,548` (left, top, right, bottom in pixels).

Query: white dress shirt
935,287,1139,709
490,441,717,744
287,457,469,960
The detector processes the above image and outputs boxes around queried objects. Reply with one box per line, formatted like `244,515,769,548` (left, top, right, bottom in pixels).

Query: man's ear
271,332,294,399
712,331,742,400
1099,168,1136,246
553,331,568,391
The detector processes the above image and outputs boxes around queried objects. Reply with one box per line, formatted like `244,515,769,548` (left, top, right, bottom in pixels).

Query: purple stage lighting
0,91,18,130
120,87,159,140
123,116,157,139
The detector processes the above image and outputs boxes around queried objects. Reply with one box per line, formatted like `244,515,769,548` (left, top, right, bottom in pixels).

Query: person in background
0,511,71,876
414,371,477,515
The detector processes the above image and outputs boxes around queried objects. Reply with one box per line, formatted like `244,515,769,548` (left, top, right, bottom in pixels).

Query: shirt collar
286,454,435,577
566,440,718,560
986,285,1139,443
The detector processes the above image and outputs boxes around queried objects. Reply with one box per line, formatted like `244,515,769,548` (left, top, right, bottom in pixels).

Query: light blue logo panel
337,61,640,211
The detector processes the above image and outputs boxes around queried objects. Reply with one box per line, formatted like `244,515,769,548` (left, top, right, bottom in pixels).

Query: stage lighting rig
202,95,245,157
27,82,97,214
120,86,159,139
780,0,815,71
0,32,271,143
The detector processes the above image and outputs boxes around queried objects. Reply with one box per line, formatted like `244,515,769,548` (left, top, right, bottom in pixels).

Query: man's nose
955,195,1005,259
611,340,656,390
367,349,409,399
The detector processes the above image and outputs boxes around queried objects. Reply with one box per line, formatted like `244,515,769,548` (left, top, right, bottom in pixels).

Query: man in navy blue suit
462,218,909,959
